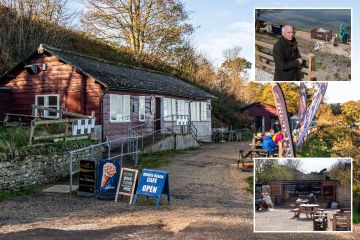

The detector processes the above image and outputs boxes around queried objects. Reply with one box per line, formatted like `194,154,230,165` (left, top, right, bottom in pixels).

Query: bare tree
0,0,76,71
81,0,193,54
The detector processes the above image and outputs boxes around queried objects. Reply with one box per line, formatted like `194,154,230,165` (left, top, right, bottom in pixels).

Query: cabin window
201,102,208,121
190,102,200,121
110,94,130,122
177,100,189,117
35,94,60,118
139,96,146,122
163,98,176,121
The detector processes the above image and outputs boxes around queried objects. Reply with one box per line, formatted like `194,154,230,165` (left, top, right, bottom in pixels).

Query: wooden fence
255,40,316,81
28,105,96,145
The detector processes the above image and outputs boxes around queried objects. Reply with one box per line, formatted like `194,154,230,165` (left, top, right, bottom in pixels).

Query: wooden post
308,53,316,81
278,142,283,158
255,44,264,70
28,120,35,145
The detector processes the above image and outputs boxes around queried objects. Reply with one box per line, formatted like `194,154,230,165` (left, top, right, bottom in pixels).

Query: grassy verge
353,212,360,224
246,176,253,194
138,147,199,169
0,186,39,202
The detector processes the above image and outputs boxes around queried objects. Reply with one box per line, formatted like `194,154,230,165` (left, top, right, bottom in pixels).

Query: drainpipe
100,87,109,142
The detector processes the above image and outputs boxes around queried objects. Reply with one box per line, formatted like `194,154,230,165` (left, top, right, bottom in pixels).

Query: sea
259,9,351,34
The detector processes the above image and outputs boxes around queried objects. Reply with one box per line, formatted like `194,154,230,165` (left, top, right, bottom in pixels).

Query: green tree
341,101,360,123
81,0,193,55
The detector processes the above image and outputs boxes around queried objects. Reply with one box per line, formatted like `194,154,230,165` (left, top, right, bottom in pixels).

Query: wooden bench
290,208,301,217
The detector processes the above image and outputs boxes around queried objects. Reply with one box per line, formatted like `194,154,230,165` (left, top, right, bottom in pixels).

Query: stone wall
0,148,103,191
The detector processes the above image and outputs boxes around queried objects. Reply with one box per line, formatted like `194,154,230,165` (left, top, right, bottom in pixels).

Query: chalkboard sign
115,168,139,204
78,160,96,195
133,169,170,208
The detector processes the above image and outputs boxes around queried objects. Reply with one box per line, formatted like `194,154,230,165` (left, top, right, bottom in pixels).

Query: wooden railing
255,40,316,81
28,105,96,145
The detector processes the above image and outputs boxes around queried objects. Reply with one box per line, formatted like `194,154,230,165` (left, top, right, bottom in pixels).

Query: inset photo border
253,158,352,233
254,8,352,82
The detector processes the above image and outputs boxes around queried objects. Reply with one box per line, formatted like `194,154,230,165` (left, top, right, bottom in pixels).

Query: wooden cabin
311,28,333,42
0,44,215,141
240,101,278,132
269,180,339,208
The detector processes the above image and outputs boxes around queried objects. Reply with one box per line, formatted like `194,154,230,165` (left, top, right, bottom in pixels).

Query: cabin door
155,97,161,131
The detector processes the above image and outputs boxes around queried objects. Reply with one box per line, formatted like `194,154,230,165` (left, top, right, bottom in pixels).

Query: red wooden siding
0,89,11,121
1,54,102,124
242,102,278,131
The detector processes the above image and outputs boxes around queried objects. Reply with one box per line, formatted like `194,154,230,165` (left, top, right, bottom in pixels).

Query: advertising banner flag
297,83,328,147
298,82,307,127
272,83,295,157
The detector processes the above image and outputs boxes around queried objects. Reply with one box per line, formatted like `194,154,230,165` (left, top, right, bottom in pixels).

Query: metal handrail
68,135,141,192
127,114,192,149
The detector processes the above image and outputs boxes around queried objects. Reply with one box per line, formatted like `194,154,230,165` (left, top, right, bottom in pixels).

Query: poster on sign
133,169,170,208
78,160,96,196
96,159,121,199
115,168,139,204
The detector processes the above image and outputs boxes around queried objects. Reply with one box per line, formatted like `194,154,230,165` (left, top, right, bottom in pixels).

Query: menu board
115,168,139,204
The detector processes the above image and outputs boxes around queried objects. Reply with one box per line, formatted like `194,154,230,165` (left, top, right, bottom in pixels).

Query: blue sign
96,159,121,199
133,169,170,208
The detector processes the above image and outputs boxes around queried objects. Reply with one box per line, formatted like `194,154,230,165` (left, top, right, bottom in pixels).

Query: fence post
255,44,264,70
108,141,111,160
120,140,124,168
141,126,144,149
69,152,73,192
135,138,139,167
308,53,316,80
28,120,35,145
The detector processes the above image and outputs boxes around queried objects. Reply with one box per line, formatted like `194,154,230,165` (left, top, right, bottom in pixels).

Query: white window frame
109,94,131,123
201,102,208,121
191,102,201,121
163,98,176,121
139,96,146,122
35,94,60,119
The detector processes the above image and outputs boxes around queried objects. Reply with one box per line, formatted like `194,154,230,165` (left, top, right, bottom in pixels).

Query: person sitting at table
254,132,264,149
264,193,274,209
308,193,317,204
274,130,284,144
262,132,278,155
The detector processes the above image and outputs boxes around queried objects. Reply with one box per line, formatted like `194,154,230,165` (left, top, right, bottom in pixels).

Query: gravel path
255,208,339,232
255,68,274,81
0,142,359,239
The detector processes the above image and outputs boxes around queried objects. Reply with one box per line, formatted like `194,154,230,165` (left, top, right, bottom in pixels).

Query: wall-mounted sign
133,169,170,208
115,168,139,204
72,119,95,136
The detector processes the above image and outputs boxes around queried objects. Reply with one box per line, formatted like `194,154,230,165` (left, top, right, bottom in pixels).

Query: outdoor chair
331,212,351,231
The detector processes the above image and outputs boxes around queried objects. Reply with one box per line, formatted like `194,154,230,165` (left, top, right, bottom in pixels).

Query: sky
69,0,359,104
278,158,350,173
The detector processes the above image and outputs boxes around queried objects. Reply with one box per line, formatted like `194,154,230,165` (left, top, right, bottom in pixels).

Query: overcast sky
278,158,351,173
69,0,359,104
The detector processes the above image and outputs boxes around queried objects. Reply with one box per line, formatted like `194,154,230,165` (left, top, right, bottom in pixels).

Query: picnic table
238,149,269,171
299,204,320,219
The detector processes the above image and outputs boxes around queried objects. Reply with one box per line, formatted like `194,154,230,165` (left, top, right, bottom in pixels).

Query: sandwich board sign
78,160,96,197
115,168,139,204
95,159,121,199
133,169,170,208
